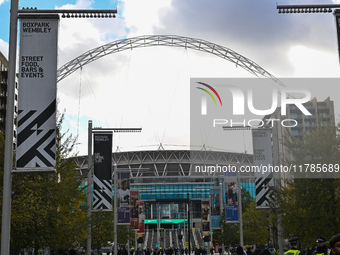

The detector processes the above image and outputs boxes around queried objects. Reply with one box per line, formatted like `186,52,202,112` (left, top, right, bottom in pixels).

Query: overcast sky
0,0,339,156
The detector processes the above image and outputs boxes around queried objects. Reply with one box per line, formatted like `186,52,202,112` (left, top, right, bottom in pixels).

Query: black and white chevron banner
255,175,274,207
93,176,113,210
16,15,59,170
252,129,274,208
93,133,113,210
16,101,56,168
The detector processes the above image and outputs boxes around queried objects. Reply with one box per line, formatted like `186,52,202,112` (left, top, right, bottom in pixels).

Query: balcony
0,81,7,89
1,70,8,78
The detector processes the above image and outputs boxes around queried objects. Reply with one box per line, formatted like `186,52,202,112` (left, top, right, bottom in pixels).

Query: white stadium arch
57,34,283,87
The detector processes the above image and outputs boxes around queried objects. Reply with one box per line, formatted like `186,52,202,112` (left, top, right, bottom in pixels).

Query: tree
243,202,270,245
91,211,115,250
217,208,239,247
241,188,253,213
273,123,340,245
117,225,135,249
10,116,88,253
216,188,258,248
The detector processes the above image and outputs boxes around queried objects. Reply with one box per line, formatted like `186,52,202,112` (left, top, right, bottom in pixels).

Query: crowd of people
283,235,340,255
122,234,340,255
47,234,340,255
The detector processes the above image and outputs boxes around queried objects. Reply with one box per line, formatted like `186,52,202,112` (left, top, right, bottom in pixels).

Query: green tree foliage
91,211,114,249
216,188,261,247
117,225,135,248
243,202,270,245
91,210,138,250
274,123,340,245
217,208,239,247
10,116,88,253
241,188,253,213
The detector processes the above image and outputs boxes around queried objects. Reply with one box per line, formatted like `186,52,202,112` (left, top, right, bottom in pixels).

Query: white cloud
55,0,340,155
288,45,339,77
0,0,8,7
120,0,171,35
56,0,94,9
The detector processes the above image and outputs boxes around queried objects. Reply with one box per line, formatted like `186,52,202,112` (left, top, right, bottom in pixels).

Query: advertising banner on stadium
252,129,274,208
210,188,221,229
201,200,210,231
130,191,140,229
138,202,145,233
225,179,239,222
118,172,130,224
93,133,112,210
16,15,59,170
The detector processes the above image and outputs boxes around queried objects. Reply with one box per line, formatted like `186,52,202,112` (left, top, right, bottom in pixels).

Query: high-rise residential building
263,97,335,179
0,51,9,135
0,51,18,137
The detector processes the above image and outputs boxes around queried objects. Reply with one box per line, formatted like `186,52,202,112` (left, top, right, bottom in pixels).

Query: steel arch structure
57,34,282,85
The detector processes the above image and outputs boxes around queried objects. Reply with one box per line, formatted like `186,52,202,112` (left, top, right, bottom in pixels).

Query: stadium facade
75,149,255,249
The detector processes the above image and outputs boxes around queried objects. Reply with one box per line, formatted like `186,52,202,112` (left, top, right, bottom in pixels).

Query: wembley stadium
74,149,255,250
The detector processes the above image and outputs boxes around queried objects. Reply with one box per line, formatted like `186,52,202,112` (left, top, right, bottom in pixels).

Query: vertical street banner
93,133,112,210
118,172,130,224
201,200,210,231
225,179,239,222
252,129,274,208
210,188,221,229
130,191,140,229
138,201,145,233
16,15,59,170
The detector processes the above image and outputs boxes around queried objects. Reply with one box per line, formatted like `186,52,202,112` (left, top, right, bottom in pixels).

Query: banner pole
187,193,191,255
114,163,118,255
87,120,93,255
0,0,18,253
209,191,212,250
237,167,244,247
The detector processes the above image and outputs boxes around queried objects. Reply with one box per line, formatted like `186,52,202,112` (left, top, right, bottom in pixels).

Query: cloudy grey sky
1,0,339,155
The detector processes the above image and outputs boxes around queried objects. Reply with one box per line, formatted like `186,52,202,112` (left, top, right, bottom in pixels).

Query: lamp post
276,5,340,254
114,163,118,255
236,164,244,247
88,124,141,255
0,1,19,254
276,3,340,14
157,203,161,250
276,3,340,70
1,2,117,254
187,193,191,255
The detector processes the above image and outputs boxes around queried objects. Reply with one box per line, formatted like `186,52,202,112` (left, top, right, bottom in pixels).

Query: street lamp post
88,125,141,255
114,163,118,255
237,166,244,247
158,203,161,250
0,1,19,254
1,3,117,254
276,3,340,13
276,6,340,254
276,3,340,70
187,193,191,255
